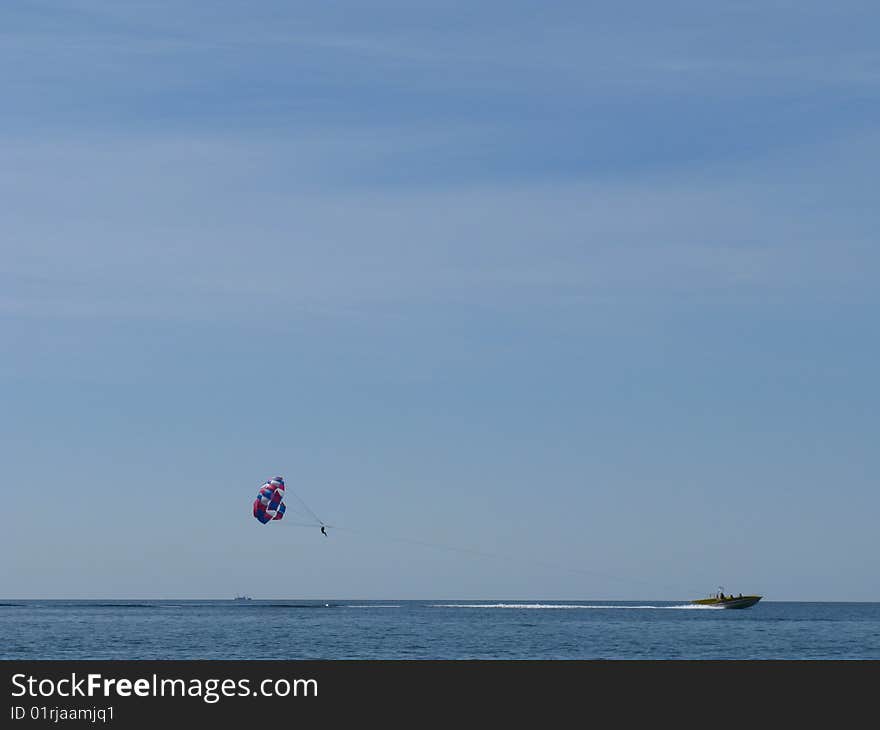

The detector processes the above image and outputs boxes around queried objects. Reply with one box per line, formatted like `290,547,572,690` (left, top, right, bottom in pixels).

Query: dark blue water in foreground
2,600,879,659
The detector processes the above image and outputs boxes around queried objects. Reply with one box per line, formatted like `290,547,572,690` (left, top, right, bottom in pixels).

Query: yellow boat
691,590,761,609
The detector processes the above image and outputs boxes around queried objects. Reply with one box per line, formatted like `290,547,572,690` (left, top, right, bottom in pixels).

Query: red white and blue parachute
253,476,287,524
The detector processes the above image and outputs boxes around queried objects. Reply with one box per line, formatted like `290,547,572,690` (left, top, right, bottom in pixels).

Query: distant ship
691,588,761,609
233,595,253,601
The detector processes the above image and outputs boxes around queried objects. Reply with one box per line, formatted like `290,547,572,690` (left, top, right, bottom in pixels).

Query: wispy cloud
2,126,877,323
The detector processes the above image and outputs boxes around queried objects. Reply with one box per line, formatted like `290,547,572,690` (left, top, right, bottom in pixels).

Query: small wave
345,605,401,608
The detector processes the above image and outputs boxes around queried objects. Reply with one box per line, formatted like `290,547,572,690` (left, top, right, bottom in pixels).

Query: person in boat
321,525,327,537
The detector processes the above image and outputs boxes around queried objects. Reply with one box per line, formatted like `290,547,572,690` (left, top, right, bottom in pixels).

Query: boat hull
691,596,761,609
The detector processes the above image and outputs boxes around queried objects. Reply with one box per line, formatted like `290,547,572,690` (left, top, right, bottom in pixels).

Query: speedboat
691,591,761,609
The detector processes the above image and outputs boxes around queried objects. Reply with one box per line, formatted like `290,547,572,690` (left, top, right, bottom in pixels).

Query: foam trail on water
432,603,712,610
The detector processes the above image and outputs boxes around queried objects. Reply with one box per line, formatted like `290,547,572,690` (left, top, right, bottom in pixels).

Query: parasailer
252,475,329,536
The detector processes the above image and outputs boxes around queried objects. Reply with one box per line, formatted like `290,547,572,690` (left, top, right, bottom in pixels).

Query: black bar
3,660,877,726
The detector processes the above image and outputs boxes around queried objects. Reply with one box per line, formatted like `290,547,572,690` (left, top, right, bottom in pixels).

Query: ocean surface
2,600,879,660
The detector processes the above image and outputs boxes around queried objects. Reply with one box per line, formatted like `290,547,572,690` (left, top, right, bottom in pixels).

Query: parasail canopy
253,476,287,524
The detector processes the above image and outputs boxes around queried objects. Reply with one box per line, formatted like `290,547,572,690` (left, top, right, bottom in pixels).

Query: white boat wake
432,603,717,610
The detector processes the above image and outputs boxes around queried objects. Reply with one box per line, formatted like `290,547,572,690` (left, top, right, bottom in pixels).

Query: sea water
2,600,879,660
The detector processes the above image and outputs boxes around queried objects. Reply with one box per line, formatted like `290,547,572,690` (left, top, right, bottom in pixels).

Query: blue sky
2,1,878,600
